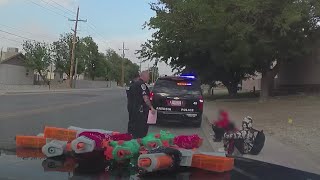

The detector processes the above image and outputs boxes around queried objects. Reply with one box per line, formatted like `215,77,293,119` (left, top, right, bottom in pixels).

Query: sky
0,0,173,75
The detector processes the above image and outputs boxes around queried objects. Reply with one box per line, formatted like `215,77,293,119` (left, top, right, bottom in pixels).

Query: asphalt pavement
0,89,213,152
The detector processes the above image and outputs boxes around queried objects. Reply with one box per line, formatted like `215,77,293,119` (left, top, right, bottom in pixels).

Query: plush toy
140,133,163,150
104,139,141,161
159,130,175,146
173,134,203,149
110,133,133,141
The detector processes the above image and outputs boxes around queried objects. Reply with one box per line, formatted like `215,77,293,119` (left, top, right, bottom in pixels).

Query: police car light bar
180,75,196,79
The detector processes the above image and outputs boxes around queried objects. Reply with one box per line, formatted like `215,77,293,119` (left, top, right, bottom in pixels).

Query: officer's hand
151,108,156,114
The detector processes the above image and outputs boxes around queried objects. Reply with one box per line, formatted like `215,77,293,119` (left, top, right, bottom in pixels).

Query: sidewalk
203,101,320,174
0,87,122,95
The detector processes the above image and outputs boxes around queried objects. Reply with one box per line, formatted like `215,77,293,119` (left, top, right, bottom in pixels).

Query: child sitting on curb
211,110,235,142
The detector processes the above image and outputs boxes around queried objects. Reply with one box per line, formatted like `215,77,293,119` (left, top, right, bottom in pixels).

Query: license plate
170,100,182,106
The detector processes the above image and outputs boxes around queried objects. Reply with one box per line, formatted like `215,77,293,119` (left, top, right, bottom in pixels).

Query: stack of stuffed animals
15,126,234,174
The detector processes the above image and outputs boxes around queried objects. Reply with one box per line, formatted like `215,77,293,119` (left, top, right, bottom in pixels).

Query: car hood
0,148,319,180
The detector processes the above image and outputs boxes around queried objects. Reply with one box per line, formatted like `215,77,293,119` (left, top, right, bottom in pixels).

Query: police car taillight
198,96,204,110
150,92,154,101
177,82,192,86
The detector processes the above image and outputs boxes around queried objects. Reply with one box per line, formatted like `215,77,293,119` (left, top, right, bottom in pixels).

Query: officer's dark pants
127,104,134,134
130,109,149,139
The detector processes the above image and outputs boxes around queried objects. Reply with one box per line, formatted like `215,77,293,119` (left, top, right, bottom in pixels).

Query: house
242,44,320,93
52,69,85,82
242,73,262,92
0,47,19,60
277,46,320,92
0,48,34,85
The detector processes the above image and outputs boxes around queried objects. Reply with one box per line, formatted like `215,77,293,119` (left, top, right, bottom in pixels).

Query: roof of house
0,53,26,65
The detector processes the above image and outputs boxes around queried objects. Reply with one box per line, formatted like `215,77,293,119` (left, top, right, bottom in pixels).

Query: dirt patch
205,95,320,157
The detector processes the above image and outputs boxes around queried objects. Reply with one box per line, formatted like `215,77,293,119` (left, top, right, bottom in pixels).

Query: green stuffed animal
104,139,141,161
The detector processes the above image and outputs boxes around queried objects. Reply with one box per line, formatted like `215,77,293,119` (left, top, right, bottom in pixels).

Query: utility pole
151,65,154,83
0,47,3,61
50,63,53,80
119,42,129,87
152,65,157,83
68,6,87,88
139,60,142,73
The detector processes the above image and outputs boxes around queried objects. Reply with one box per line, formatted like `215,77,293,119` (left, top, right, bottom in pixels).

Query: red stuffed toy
174,134,203,149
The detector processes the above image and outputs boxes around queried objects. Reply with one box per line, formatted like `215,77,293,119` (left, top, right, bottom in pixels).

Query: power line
0,29,34,41
39,0,75,17
80,24,108,49
48,0,76,15
27,0,109,53
29,0,109,50
86,23,109,43
0,35,23,44
25,0,70,19
0,23,57,40
84,23,109,50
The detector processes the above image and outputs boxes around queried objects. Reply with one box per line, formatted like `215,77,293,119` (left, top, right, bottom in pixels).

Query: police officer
129,71,156,138
126,72,140,135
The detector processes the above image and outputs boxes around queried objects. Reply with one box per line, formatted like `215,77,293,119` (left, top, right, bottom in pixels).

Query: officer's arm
143,95,154,110
140,84,155,110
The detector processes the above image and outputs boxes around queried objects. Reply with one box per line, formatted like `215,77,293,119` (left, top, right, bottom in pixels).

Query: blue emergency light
180,74,196,79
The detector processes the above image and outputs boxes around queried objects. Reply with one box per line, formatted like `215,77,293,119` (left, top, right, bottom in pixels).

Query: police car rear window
153,79,201,95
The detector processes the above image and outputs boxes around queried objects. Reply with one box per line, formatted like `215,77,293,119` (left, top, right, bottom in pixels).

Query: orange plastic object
139,158,152,167
44,126,77,142
16,148,46,158
191,154,234,173
16,136,46,149
155,155,174,169
138,155,173,171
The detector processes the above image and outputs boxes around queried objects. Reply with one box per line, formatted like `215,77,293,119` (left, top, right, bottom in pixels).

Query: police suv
150,75,203,127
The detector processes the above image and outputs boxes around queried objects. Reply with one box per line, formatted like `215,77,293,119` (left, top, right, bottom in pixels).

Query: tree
125,59,140,83
139,0,319,97
105,49,122,83
148,65,159,83
94,53,110,80
81,36,101,80
138,0,255,96
105,49,140,84
52,33,85,78
244,0,320,99
23,40,51,83
52,33,72,78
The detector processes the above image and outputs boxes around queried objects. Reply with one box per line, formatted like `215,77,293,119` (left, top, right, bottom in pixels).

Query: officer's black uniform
126,80,135,134
129,78,150,138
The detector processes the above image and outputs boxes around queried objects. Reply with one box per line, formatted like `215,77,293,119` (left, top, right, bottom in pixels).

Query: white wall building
0,52,33,85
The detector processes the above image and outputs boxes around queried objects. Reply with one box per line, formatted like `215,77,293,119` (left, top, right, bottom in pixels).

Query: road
0,89,213,151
